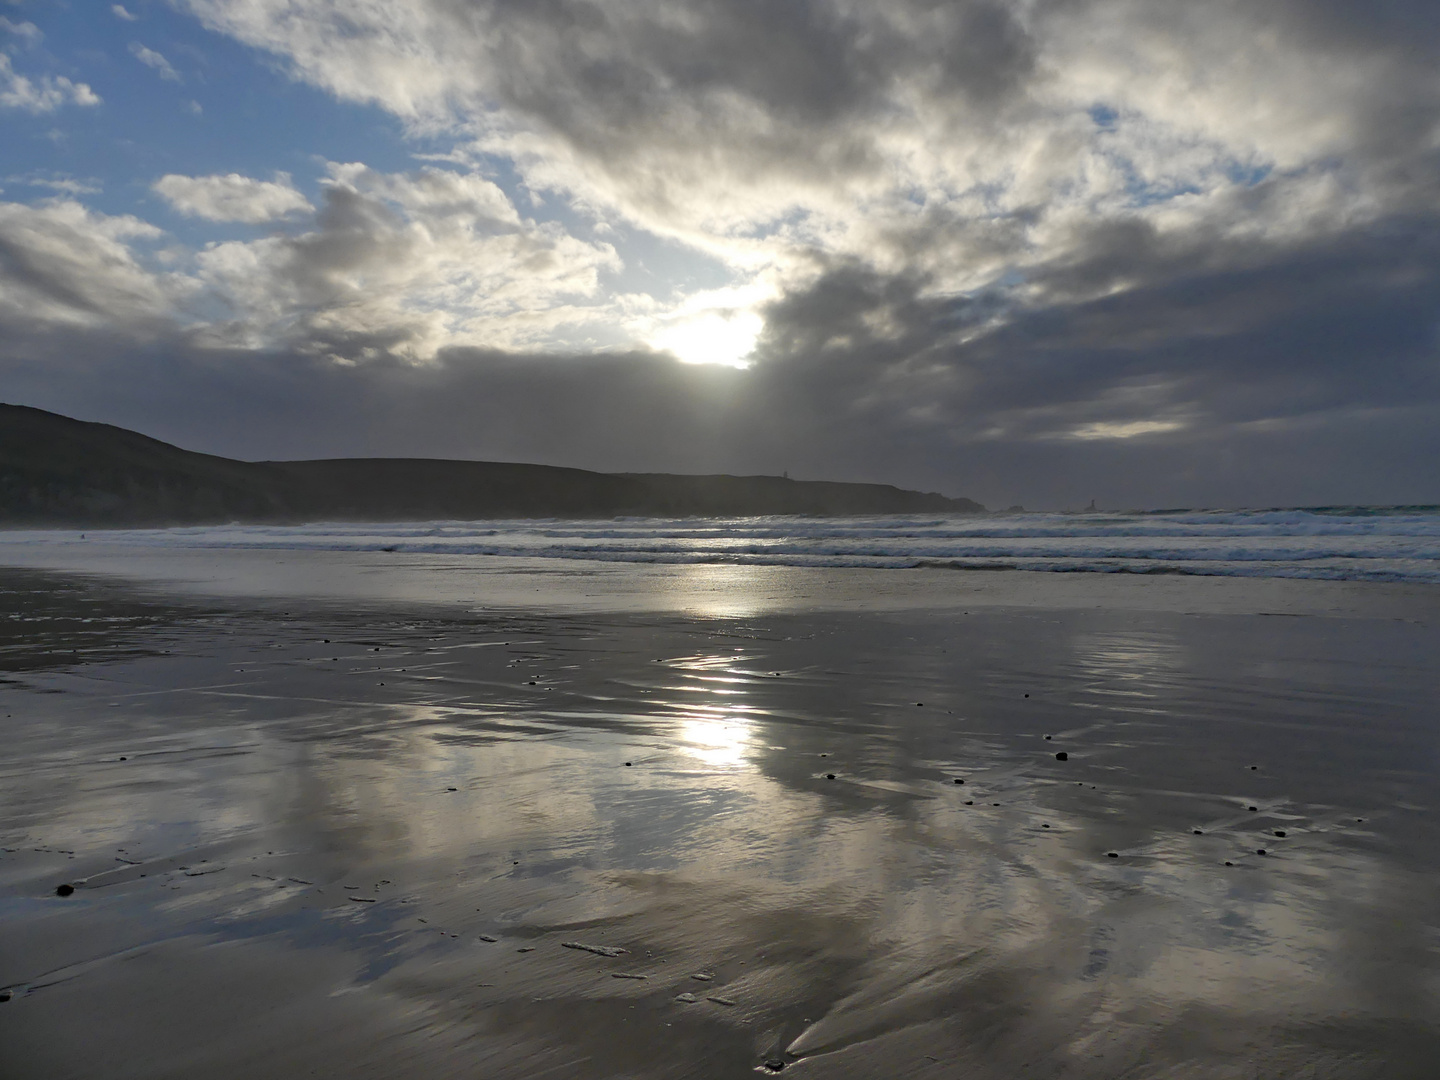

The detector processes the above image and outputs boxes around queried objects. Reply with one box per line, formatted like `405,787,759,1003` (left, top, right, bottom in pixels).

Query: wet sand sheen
1,566,1438,1078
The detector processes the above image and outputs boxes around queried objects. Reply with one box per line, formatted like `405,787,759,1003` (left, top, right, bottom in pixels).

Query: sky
2,0,1439,510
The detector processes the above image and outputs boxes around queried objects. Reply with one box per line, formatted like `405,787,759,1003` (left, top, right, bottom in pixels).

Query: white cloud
187,163,622,359
0,54,100,112
1067,420,1186,441
112,4,139,21
0,199,174,330
5,172,103,196
0,17,43,45
155,172,312,223
2,165,622,361
129,42,180,82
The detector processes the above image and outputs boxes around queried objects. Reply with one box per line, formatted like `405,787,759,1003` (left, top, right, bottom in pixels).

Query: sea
41,505,1440,584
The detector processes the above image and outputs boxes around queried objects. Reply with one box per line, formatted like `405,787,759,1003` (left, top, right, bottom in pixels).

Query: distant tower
1085,498,1097,512
783,470,789,480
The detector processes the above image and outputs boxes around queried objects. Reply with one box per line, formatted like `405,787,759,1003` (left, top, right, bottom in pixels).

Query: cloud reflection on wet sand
1,570,1438,1077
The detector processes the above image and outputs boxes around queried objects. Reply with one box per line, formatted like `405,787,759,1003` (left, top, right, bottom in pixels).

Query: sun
649,309,763,367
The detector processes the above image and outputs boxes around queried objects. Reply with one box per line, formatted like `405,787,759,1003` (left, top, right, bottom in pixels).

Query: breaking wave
38,506,1440,584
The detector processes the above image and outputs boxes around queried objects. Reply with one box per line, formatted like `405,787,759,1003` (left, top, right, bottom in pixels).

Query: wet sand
1,558,1439,1078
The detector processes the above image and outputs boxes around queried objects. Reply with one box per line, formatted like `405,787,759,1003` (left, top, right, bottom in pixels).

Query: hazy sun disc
650,310,762,367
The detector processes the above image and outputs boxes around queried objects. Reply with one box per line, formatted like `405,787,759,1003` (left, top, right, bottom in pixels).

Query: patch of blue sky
596,219,735,301
1087,103,1119,131
3,4,412,235
1223,160,1273,188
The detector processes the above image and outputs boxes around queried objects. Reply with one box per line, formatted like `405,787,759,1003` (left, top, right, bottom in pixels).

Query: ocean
22,505,1440,583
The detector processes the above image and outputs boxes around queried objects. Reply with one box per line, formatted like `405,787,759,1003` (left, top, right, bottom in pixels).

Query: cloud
3,0,1440,506
112,4,139,21
185,163,622,360
154,172,312,223
7,165,622,363
0,199,173,330
4,172,103,196
0,55,100,112
129,41,181,82
0,17,43,45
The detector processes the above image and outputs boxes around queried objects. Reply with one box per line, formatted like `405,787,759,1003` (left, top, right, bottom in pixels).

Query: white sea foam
10,507,1440,583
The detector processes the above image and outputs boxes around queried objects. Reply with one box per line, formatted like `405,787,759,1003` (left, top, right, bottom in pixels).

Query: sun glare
650,309,763,367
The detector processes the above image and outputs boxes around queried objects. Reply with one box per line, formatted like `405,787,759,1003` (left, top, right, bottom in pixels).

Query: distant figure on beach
1085,499,1097,512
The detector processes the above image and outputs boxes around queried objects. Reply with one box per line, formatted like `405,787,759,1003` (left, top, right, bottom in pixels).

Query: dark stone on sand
0,989,11,1002
1055,752,1068,761
1274,830,1286,837
1044,735,1051,740
1225,861,1233,866
826,773,836,780
119,756,126,760
447,787,457,791
1106,852,1118,858
479,935,498,942
1042,823,1050,828
55,884,74,896
1250,765,1258,770
625,762,632,766
953,778,964,784
915,702,923,706
965,800,973,805
1248,806,1258,811
563,941,628,957
763,1059,787,1072
1193,830,1203,835
1257,849,1267,855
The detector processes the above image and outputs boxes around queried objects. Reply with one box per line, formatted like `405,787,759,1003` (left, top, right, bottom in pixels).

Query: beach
2,538,1438,1078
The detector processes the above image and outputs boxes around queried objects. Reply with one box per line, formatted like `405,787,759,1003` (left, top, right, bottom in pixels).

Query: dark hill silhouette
0,403,984,525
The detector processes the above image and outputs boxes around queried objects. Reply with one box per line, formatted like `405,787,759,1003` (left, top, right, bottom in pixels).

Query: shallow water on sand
1,569,1438,1078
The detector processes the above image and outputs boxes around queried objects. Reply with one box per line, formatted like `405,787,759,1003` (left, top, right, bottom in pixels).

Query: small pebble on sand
675,992,698,1003
1055,752,1068,761
55,884,74,897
